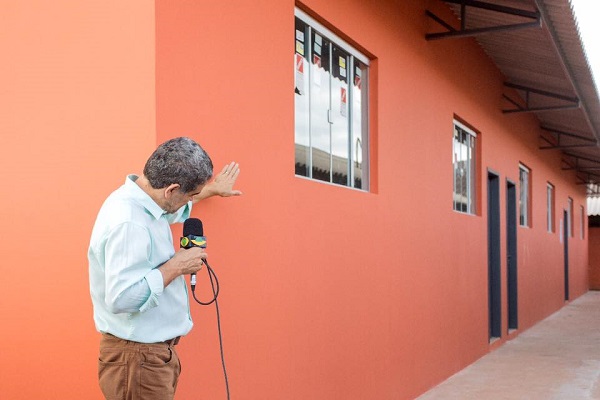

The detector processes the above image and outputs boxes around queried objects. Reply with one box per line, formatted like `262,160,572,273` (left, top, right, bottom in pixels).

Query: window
568,197,573,237
294,8,369,190
519,164,530,227
453,121,477,214
547,183,554,232
581,205,585,239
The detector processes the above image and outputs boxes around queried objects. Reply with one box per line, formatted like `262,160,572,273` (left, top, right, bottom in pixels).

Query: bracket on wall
539,126,596,150
502,82,580,114
425,0,541,40
561,153,600,191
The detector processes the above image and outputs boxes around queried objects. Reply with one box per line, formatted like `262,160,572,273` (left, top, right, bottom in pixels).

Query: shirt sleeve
103,222,164,314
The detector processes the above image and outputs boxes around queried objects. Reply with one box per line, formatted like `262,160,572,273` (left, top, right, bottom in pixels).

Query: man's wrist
193,183,218,203
158,259,181,287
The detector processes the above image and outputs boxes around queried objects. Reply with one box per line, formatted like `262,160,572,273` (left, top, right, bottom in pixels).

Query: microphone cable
191,260,230,400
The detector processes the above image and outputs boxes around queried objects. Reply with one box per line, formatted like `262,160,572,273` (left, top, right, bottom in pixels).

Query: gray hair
143,137,213,193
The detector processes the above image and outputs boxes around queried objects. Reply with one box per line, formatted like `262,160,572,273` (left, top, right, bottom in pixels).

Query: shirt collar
124,175,167,220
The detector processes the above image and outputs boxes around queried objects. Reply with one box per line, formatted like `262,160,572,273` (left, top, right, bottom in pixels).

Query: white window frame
295,9,370,66
519,164,530,227
294,8,370,190
568,197,573,237
581,205,585,239
547,183,554,233
452,120,477,215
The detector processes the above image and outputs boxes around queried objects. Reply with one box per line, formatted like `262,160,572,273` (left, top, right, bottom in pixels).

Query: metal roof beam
426,20,540,40
505,104,580,114
560,154,600,185
505,82,578,103
577,177,600,185
574,167,600,172
426,1,541,41
441,0,539,19
502,94,524,111
503,82,580,113
563,152,600,165
562,152,600,181
539,125,597,150
576,170,600,183
561,157,578,171
540,144,596,150
541,126,597,143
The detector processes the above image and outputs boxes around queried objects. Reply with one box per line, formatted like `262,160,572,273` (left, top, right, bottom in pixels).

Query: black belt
102,332,181,346
164,336,181,346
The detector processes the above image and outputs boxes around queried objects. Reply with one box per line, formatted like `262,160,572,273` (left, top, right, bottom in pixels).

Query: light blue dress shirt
88,175,193,343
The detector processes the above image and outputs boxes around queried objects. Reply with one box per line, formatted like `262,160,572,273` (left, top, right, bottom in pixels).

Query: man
88,137,241,400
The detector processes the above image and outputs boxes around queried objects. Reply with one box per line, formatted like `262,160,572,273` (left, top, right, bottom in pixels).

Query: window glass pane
462,130,469,212
465,132,471,213
461,129,468,212
453,128,459,210
519,167,528,226
568,198,573,237
331,45,349,186
579,206,585,239
310,30,332,183
547,185,553,232
456,129,467,212
352,60,368,190
294,18,310,178
549,186,551,230
469,134,476,214
546,186,552,232
519,169,523,225
581,205,585,239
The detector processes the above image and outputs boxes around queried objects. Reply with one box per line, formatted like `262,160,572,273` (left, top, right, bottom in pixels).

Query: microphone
181,218,207,288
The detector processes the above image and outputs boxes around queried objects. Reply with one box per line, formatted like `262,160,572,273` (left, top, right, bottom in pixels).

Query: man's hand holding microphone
159,247,206,287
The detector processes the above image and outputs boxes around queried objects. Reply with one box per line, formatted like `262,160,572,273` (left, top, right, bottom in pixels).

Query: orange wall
0,1,155,399
0,0,589,399
156,0,588,399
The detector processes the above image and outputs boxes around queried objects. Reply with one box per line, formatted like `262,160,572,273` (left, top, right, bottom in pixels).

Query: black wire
191,260,230,400
191,263,219,305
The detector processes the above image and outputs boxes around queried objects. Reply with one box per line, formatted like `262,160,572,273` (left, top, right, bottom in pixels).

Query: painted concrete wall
0,0,589,399
155,0,588,399
0,1,155,399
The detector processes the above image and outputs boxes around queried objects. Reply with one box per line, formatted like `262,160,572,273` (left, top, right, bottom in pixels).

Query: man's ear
164,183,181,199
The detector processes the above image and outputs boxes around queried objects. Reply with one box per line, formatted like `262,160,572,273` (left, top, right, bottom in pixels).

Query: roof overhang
426,0,600,195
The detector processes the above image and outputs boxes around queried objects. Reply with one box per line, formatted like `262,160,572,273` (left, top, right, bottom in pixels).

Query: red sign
295,53,304,74
354,75,362,90
313,54,321,68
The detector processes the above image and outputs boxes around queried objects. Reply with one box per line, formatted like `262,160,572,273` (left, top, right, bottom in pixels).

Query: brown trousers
98,333,181,400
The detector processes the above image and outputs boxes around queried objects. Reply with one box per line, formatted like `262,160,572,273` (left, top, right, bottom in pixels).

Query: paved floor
417,291,600,400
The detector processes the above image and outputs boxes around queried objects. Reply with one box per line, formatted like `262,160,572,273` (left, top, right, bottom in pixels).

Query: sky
570,0,600,94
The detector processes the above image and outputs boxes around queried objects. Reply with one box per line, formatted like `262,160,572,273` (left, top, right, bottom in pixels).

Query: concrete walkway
417,291,600,400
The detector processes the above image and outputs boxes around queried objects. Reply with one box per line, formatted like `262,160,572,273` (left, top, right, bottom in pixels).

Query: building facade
0,0,594,399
